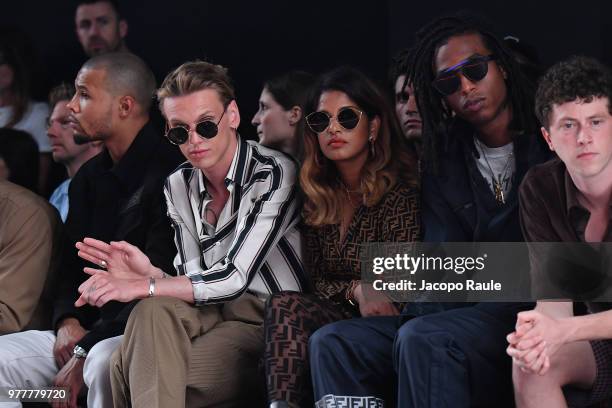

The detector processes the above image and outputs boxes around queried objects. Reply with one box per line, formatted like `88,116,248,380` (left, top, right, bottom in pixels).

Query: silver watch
73,345,88,359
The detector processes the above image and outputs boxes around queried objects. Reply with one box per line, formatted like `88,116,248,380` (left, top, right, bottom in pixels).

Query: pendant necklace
475,138,513,205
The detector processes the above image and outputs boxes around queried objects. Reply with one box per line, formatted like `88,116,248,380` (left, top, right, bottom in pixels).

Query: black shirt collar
100,121,160,192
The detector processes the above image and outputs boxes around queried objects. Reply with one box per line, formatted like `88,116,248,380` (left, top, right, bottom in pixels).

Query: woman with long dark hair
263,66,420,408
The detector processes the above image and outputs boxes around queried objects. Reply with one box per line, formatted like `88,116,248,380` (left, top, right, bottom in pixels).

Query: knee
512,363,558,399
309,324,339,373
129,297,186,331
395,318,434,351
512,363,529,394
131,296,178,319
83,343,114,387
264,291,309,331
309,323,341,356
265,291,302,311
512,364,539,404
394,317,455,362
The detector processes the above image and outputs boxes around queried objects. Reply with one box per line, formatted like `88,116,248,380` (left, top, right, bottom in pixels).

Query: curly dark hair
535,56,612,129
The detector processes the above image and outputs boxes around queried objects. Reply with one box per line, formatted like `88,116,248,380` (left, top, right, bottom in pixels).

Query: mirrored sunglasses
432,55,497,96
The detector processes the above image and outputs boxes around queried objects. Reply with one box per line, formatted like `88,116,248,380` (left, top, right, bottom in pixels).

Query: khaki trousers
110,293,265,408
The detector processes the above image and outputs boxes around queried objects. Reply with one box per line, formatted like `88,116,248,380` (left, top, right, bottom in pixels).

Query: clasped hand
74,238,153,307
506,310,568,376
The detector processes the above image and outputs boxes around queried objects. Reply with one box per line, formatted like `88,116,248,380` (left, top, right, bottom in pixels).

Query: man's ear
541,126,554,151
118,95,136,119
288,106,302,126
119,20,128,39
227,99,241,130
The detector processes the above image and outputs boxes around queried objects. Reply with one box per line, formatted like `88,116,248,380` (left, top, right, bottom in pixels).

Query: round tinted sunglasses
432,55,497,96
164,108,227,145
306,106,363,134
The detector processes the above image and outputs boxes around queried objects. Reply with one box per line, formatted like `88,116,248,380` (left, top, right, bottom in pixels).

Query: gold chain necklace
338,178,362,209
474,138,513,205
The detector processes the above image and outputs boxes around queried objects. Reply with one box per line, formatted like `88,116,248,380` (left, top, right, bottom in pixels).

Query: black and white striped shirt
164,137,307,305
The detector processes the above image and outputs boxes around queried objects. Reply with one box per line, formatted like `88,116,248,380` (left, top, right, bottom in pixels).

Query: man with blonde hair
76,61,306,407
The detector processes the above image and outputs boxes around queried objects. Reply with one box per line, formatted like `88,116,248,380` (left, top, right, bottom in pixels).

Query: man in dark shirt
0,52,181,408
508,56,612,407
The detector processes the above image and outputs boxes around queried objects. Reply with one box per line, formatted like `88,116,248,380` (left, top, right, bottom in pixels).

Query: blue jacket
422,120,551,243
401,121,551,318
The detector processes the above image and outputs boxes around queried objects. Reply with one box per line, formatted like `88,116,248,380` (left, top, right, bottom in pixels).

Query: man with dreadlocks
309,13,550,408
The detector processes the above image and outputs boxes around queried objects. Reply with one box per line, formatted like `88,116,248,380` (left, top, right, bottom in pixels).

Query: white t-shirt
473,137,515,199
0,101,51,153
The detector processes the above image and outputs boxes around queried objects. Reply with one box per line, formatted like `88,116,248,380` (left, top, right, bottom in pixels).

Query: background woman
251,70,314,159
0,28,51,195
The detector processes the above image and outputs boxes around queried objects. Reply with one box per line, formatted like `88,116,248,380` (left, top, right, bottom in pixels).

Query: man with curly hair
507,55,612,407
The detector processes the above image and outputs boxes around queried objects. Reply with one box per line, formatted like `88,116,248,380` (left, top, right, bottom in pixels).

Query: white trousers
0,330,122,408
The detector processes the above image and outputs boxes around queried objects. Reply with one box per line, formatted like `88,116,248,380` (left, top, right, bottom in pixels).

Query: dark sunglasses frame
432,55,497,96
305,106,363,134
164,106,228,145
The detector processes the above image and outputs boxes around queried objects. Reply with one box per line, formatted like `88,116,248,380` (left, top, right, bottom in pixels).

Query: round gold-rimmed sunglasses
305,106,363,133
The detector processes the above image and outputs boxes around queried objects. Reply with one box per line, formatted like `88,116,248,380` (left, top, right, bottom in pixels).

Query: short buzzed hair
48,82,76,109
535,56,612,129
82,52,156,111
157,61,235,116
75,0,123,19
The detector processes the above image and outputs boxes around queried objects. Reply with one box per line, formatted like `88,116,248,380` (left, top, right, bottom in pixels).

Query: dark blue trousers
310,302,532,408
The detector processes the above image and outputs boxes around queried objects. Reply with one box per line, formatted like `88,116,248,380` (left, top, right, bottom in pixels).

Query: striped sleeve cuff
176,258,208,305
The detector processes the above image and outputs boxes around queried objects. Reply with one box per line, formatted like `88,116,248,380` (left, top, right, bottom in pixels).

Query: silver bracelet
148,277,156,297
